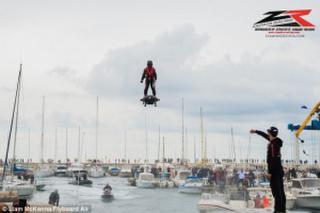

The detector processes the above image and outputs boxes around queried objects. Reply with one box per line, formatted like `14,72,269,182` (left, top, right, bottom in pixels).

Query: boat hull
296,195,320,209
69,180,93,186
88,168,104,178
136,180,155,188
5,184,34,197
179,186,202,194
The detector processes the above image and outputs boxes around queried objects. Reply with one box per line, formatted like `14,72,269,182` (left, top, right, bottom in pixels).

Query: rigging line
247,133,252,164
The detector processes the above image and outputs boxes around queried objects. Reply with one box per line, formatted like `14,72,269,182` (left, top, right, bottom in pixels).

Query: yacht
291,178,320,209
66,164,88,177
54,165,68,177
136,172,156,188
88,165,104,178
4,179,34,197
109,167,121,176
34,165,54,178
173,169,192,187
178,176,204,194
119,168,132,178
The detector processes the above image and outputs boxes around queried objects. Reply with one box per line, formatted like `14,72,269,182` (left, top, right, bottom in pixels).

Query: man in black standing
250,126,286,213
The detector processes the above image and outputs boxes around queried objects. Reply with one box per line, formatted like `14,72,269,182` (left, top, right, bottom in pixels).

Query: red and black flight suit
255,130,286,213
141,66,157,96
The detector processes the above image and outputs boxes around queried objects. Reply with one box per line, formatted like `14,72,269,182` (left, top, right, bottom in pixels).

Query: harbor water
30,176,199,213
28,176,315,213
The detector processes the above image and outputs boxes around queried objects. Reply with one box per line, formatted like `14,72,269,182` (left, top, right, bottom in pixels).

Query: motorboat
198,186,296,213
178,176,204,194
4,179,35,197
109,167,121,176
54,165,68,177
247,187,296,210
158,172,174,188
119,168,132,178
198,191,267,212
66,164,88,177
88,165,104,178
173,169,192,187
198,193,235,212
69,174,92,186
136,172,156,188
34,165,54,178
69,179,93,186
291,178,320,209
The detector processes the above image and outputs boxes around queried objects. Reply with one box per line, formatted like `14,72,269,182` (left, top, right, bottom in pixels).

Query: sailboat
2,64,35,197
34,96,54,178
88,96,104,178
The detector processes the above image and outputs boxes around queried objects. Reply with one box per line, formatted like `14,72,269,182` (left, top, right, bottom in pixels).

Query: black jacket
255,130,283,176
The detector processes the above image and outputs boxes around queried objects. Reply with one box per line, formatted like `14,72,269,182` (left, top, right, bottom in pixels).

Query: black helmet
267,126,278,137
147,60,153,66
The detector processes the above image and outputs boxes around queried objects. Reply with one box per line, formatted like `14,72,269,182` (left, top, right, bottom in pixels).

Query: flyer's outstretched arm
250,129,269,141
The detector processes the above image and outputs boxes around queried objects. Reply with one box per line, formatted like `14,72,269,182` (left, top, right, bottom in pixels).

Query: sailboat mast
230,127,236,162
12,70,21,163
181,98,185,162
200,107,205,163
193,136,196,163
1,64,22,184
95,96,99,160
158,126,160,161
40,96,45,163
28,128,31,164
205,130,207,161
65,128,68,164
78,126,81,162
12,64,22,180
145,111,148,162
124,130,127,160
54,127,57,163
185,128,188,162
162,136,165,171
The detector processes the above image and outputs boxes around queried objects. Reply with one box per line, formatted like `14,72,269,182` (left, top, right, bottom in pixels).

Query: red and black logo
254,9,314,27
253,9,315,37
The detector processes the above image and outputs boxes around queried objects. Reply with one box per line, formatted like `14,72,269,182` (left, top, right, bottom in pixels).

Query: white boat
54,165,68,177
119,168,132,178
159,178,175,188
4,179,34,197
136,172,156,188
88,166,104,178
291,178,320,209
178,176,203,194
0,66,33,198
173,169,192,187
198,192,244,212
247,187,296,210
34,165,54,178
198,186,296,213
66,164,88,177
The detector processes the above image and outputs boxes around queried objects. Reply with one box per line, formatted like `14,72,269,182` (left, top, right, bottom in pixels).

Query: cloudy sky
0,0,319,163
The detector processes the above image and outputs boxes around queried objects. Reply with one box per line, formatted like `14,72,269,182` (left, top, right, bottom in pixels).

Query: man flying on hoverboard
140,60,159,106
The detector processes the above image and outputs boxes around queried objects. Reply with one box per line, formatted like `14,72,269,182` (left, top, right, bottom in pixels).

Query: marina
0,1,319,212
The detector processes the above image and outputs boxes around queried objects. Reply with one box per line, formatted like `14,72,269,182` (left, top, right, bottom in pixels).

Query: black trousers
144,79,156,96
270,174,286,212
